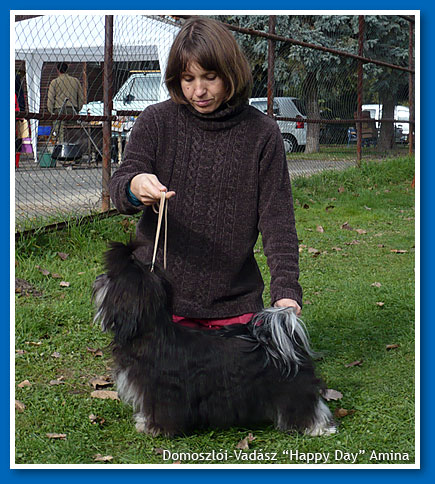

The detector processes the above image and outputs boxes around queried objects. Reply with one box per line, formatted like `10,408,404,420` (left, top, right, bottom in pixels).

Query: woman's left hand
274,298,301,316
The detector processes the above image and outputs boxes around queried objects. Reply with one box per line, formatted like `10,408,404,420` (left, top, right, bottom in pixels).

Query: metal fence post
267,15,276,117
102,15,113,212
409,19,414,155
356,15,365,167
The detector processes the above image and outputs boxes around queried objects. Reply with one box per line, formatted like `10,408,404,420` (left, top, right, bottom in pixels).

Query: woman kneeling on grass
109,17,302,329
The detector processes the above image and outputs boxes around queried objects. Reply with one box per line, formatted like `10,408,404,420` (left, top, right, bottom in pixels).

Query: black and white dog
93,241,336,437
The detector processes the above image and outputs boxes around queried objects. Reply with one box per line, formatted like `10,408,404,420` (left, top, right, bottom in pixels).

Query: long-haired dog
93,241,336,437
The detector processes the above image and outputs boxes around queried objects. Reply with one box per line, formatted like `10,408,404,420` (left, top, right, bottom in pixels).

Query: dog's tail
93,240,172,343
249,307,318,376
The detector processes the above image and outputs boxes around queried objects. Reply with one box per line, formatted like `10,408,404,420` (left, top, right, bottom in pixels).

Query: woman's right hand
130,173,176,206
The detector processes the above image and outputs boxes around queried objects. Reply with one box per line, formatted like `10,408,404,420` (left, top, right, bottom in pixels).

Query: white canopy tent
14,14,180,156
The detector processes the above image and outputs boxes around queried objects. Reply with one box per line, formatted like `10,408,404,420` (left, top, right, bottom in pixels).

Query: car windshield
116,75,161,102
397,112,409,121
291,99,307,116
251,101,280,115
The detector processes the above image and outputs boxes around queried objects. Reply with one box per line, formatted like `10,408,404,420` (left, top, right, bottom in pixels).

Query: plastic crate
39,153,56,168
38,126,51,136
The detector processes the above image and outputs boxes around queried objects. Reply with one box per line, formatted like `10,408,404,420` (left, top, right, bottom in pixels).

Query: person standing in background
47,63,84,143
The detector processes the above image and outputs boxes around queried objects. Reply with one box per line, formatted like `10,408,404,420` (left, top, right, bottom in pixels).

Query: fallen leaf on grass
120,218,136,231
325,205,335,212
89,414,106,426
355,229,367,235
345,240,360,245
89,377,113,389
371,282,382,288
15,400,26,412
386,344,400,351
15,278,43,297
308,247,321,256
87,347,103,357
51,351,61,358
59,281,70,288
338,187,345,193
316,225,324,233
49,377,65,386
236,433,256,449
94,454,113,463
334,408,355,418
390,249,408,254
376,302,385,307
35,265,50,276
46,433,67,440
341,222,353,231
321,388,343,401
17,380,32,388
57,252,69,261
345,360,363,368
332,246,342,251
91,390,120,401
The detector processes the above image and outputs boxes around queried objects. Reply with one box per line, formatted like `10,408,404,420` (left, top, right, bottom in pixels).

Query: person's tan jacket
47,73,84,113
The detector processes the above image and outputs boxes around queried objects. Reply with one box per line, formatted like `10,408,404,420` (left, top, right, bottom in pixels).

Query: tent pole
102,15,114,212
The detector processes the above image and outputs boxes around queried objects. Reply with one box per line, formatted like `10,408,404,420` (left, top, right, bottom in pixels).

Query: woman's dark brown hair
165,17,253,106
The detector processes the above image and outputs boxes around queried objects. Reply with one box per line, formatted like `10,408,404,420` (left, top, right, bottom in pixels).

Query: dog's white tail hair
250,307,318,376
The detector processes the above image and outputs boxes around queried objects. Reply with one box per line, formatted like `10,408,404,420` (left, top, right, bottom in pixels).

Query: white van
249,97,307,153
80,71,163,118
362,104,410,141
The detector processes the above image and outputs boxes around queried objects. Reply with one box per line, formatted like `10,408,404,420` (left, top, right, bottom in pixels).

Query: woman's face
180,62,227,114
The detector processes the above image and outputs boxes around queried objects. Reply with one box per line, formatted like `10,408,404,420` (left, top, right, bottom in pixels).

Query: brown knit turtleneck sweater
109,99,302,318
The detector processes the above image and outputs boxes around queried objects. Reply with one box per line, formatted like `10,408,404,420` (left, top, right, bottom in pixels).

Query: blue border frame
6,2,431,482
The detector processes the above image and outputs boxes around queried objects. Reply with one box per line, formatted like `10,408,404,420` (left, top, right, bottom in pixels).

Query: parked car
362,104,410,143
80,71,163,117
79,71,163,161
249,97,307,153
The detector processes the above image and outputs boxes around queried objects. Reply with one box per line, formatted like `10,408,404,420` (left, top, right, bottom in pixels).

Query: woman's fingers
130,174,175,206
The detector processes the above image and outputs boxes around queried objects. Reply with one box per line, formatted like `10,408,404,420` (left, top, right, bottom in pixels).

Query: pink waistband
172,313,254,330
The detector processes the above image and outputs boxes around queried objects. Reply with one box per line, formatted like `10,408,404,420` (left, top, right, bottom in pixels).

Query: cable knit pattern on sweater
109,100,302,318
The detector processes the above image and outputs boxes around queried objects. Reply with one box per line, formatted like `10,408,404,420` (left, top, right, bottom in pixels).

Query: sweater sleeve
109,106,158,214
257,125,302,307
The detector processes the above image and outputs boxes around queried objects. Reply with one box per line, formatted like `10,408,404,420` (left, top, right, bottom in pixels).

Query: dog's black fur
93,241,336,437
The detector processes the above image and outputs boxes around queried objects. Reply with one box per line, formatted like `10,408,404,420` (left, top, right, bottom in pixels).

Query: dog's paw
134,413,171,437
134,413,147,433
145,425,164,437
304,423,337,437
304,399,337,437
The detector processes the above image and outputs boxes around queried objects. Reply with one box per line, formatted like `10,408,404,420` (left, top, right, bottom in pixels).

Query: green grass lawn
288,143,410,161
14,156,416,466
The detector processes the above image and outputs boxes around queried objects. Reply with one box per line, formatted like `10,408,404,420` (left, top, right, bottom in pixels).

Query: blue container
38,126,51,136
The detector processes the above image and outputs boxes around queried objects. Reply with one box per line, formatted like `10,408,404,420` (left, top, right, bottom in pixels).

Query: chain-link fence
14,13,415,232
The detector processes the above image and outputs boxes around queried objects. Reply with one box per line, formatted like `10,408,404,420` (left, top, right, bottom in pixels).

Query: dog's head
93,241,173,344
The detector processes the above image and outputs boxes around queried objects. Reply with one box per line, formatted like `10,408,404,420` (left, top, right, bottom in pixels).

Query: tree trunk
377,94,396,151
304,71,320,153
